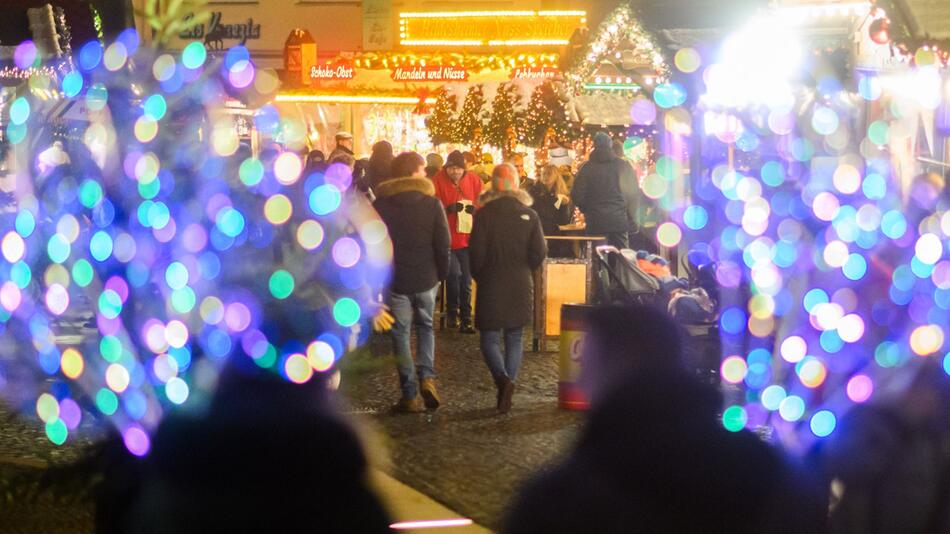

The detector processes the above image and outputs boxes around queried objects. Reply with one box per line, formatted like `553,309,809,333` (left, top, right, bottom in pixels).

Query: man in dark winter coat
433,150,483,334
572,132,639,249
470,164,547,414
504,304,828,534
328,131,355,161
374,152,451,413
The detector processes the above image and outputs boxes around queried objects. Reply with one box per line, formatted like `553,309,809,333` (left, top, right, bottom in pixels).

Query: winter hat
593,132,612,151
549,146,572,166
426,153,444,168
444,150,466,169
491,164,519,192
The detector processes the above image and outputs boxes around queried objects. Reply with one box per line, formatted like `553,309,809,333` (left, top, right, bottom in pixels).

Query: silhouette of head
579,304,685,404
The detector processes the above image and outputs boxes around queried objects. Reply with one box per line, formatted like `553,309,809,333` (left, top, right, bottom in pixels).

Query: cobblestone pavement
343,327,583,531
0,325,581,532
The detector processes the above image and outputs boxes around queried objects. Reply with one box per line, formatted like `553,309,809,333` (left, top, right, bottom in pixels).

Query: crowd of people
315,130,649,415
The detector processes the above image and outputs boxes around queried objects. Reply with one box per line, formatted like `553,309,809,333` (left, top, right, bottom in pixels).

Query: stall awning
570,93,638,127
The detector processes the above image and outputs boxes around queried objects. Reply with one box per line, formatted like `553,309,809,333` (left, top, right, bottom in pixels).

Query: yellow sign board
399,10,586,47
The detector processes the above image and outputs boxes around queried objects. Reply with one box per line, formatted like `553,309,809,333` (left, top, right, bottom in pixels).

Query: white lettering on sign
391,66,469,82
310,64,355,80
511,67,560,80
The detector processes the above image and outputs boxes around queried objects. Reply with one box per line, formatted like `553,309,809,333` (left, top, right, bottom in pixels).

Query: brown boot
391,395,425,414
419,378,441,410
496,376,515,414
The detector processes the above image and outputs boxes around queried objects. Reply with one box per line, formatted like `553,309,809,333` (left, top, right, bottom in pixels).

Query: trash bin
558,303,594,410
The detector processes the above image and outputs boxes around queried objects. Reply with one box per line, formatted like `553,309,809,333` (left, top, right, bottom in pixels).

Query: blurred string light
703,16,802,109
0,37,393,454
670,8,950,448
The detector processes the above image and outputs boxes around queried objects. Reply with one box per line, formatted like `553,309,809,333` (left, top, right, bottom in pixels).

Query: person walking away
528,164,574,258
328,131,355,161
470,164,547,413
433,150,482,334
572,132,639,250
363,140,393,193
504,304,828,533
425,153,443,179
373,152,451,412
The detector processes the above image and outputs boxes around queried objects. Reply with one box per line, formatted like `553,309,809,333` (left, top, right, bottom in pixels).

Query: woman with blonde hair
527,164,574,257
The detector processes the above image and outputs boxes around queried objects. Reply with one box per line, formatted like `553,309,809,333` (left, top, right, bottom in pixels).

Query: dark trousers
604,231,629,250
446,248,472,321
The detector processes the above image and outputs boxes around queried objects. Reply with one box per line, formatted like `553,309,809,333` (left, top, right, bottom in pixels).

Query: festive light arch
566,4,670,91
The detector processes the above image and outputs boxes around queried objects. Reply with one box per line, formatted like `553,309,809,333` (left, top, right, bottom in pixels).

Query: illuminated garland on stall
566,4,669,91
351,52,559,72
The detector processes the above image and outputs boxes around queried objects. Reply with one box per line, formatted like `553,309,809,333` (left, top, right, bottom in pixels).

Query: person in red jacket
433,150,482,333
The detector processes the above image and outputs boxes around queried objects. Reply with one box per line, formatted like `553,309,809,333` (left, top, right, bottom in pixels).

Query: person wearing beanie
470,164,547,413
374,152,451,413
425,153,444,179
432,150,483,333
572,132,640,249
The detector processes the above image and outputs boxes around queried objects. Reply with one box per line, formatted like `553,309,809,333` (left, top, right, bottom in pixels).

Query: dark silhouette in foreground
814,361,950,534
128,368,391,533
504,304,827,534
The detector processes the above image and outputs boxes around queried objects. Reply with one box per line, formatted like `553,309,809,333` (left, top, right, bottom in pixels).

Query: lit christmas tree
425,89,457,146
520,82,577,147
485,83,520,154
451,84,486,145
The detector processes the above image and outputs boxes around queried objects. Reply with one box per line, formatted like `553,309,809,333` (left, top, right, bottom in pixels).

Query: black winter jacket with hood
572,133,639,234
470,189,547,330
373,176,451,295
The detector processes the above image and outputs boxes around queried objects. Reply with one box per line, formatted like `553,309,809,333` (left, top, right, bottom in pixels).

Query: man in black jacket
470,164,547,413
572,132,639,249
374,152,451,412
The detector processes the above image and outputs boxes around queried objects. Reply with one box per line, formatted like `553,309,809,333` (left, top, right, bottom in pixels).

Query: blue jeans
446,248,472,322
389,285,438,399
480,328,524,382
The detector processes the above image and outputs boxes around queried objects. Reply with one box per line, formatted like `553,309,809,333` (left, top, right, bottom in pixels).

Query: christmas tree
451,85,486,144
425,89,457,146
521,82,576,147
485,83,520,152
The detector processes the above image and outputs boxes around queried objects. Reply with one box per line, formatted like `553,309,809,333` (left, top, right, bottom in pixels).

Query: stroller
593,246,663,307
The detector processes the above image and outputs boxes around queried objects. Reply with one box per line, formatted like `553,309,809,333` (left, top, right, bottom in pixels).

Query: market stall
271,9,587,158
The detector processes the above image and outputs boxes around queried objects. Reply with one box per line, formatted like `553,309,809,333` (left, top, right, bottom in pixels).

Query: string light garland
350,52,560,72
566,4,669,91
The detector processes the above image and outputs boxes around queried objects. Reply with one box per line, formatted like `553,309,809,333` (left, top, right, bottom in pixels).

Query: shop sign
179,12,261,50
391,66,468,82
363,0,393,51
310,63,355,81
510,66,559,80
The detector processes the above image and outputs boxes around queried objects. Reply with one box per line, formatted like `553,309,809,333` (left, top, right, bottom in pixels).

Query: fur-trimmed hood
477,188,533,207
374,176,435,198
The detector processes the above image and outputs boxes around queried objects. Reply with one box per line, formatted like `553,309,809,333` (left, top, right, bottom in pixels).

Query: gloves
372,305,395,333
446,202,475,214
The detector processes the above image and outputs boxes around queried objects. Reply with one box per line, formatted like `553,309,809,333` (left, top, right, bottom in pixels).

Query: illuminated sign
398,11,585,47
179,12,261,50
310,63,355,80
391,66,469,82
511,66,560,80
